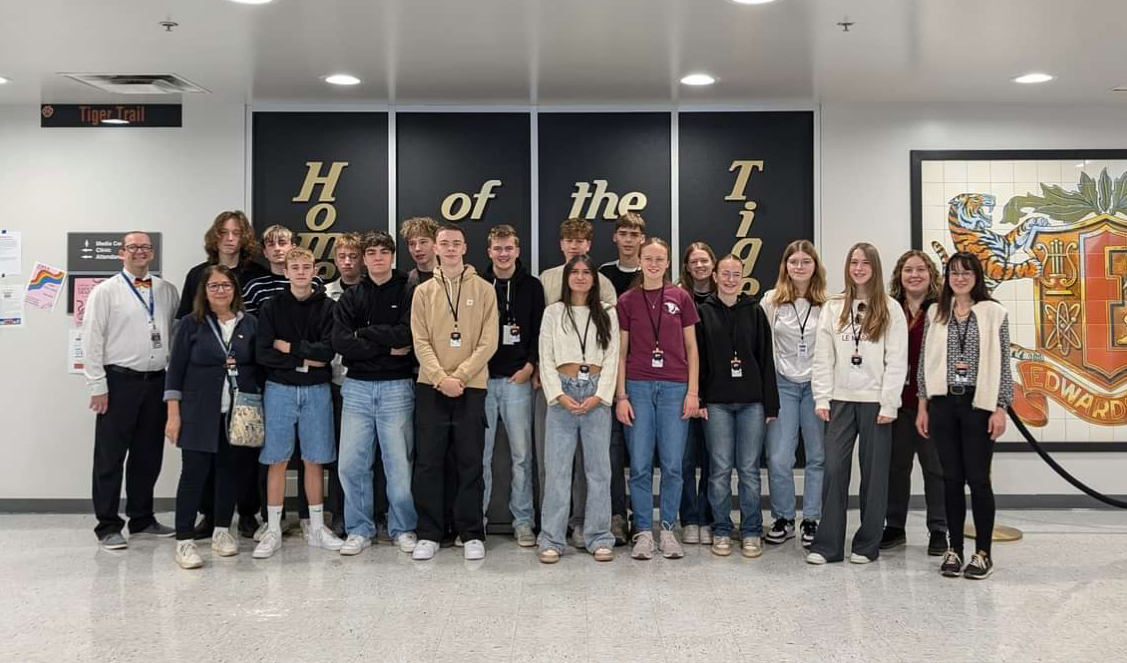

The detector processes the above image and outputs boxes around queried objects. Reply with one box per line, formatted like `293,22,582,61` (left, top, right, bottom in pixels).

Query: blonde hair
262,224,293,244
631,237,672,289
837,242,891,342
399,217,438,241
772,239,827,306
487,224,520,247
333,232,362,256
284,246,315,265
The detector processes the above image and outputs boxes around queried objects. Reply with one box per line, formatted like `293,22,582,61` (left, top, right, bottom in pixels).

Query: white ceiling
1,0,1125,106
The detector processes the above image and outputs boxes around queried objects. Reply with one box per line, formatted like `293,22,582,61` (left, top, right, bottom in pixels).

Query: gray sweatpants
809,400,892,562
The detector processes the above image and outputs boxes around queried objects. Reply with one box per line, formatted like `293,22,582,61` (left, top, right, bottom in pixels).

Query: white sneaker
211,530,238,557
253,522,268,542
660,529,684,559
699,526,713,545
396,532,418,553
806,551,828,565
340,534,371,556
299,518,311,539
514,524,537,547
175,540,203,569
307,526,344,551
741,536,764,558
412,539,439,561
682,524,700,544
253,531,282,559
463,539,486,560
454,535,464,548
849,553,873,564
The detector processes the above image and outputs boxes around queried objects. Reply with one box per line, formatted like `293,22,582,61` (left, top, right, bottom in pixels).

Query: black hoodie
331,270,416,381
256,284,336,386
482,259,545,379
696,293,779,416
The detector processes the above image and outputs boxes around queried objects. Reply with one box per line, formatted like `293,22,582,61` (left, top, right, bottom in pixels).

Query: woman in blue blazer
165,265,261,569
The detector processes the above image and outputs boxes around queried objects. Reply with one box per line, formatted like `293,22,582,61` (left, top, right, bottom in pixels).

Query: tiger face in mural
931,193,1050,291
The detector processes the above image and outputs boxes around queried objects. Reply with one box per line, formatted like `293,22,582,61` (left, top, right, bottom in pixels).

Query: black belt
105,365,165,380
946,385,976,397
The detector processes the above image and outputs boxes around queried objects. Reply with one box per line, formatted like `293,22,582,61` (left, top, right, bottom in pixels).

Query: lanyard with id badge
442,268,466,348
122,272,162,350
953,315,972,384
790,300,813,359
567,307,593,381
643,285,665,368
497,279,521,346
725,306,743,378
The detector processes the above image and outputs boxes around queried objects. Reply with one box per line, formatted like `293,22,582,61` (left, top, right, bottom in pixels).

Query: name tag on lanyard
503,324,520,346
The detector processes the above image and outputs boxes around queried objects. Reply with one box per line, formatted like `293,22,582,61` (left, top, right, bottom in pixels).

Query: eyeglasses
206,282,234,292
949,271,975,279
124,244,153,253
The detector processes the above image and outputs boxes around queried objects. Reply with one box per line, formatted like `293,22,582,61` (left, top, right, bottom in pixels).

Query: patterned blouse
917,311,1014,408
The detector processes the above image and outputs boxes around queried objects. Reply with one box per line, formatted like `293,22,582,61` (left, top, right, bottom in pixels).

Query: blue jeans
764,373,825,521
338,378,417,539
704,402,767,537
624,379,689,532
261,382,335,465
483,377,535,528
538,373,614,553
679,417,712,526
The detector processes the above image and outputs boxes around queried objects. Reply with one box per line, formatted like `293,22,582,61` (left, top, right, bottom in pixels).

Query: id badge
651,350,664,369
851,353,863,367
955,362,969,384
295,364,309,374
225,357,238,380
150,326,163,350
730,359,743,378
797,341,809,358
503,324,520,346
578,364,591,382
450,331,462,348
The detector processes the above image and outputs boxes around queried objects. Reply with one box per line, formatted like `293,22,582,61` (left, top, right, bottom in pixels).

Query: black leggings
176,420,238,540
930,394,995,556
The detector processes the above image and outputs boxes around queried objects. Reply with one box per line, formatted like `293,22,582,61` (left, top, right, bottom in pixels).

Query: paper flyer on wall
1,285,26,326
72,276,107,325
68,329,85,374
0,230,21,277
25,262,66,311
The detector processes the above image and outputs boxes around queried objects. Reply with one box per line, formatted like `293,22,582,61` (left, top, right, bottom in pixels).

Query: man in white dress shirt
82,231,179,549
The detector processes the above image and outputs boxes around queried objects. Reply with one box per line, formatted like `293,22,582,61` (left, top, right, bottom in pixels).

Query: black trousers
930,393,996,555
92,369,166,539
199,445,260,521
886,408,947,534
328,383,387,526
610,417,628,519
176,420,237,540
413,385,487,542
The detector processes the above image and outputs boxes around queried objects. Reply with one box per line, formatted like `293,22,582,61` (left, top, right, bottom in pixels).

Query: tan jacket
411,264,498,389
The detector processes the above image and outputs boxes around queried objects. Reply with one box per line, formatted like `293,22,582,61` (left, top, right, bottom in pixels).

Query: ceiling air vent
59,73,209,95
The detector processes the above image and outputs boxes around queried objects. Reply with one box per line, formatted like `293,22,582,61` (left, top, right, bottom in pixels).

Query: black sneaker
927,531,948,556
192,517,215,541
800,519,817,548
940,549,964,577
237,515,259,539
764,518,795,545
963,551,994,580
879,527,907,550
329,517,346,540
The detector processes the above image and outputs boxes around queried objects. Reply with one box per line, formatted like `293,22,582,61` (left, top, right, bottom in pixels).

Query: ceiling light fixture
323,74,361,86
1013,72,1054,84
730,0,779,5
0,76,9,85
229,0,274,5
101,119,130,125
680,73,716,86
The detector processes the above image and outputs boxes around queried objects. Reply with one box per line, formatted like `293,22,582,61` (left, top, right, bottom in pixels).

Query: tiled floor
3,510,1127,662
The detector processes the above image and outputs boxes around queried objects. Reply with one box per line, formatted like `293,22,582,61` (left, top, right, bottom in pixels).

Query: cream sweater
538,303,620,406
921,300,1008,412
812,295,908,419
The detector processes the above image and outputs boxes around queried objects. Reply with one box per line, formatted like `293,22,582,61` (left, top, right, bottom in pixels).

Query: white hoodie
812,294,908,419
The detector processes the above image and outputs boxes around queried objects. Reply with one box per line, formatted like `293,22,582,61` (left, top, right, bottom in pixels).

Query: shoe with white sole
253,531,282,559
514,524,537,548
463,539,486,560
211,530,238,557
631,531,654,560
412,539,439,561
805,551,827,565
340,534,371,556
682,524,700,544
711,535,733,557
849,553,873,564
593,547,614,562
660,528,684,559
306,526,344,551
741,536,764,558
253,522,269,543
175,540,203,569
539,548,560,564
396,532,418,553
699,526,713,545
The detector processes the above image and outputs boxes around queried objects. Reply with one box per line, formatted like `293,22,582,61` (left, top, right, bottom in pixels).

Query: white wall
0,102,247,499
1,100,1121,501
819,102,1127,498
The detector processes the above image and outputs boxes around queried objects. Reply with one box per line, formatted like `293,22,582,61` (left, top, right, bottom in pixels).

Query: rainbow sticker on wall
25,262,66,311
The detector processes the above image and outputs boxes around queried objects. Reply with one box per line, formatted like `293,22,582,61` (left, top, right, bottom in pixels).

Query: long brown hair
630,237,672,289
560,255,613,350
837,243,891,342
678,242,717,295
772,239,827,305
204,211,260,264
192,265,245,323
889,249,941,306
936,252,994,324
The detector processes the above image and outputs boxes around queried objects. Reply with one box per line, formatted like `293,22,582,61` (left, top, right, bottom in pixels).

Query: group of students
83,209,1009,580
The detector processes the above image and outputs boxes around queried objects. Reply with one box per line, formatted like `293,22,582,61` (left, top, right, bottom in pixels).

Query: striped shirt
241,273,324,316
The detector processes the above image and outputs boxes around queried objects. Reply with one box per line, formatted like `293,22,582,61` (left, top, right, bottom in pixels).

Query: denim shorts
261,381,336,465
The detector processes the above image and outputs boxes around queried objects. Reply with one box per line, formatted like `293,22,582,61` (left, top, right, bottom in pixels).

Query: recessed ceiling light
680,73,716,86
101,119,130,125
0,76,9,85
1013,72,1054,84
228,0,274,5
323,74,361,86
730,0,780,5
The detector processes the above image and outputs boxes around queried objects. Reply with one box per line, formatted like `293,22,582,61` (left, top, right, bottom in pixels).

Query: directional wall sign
66,232,162,275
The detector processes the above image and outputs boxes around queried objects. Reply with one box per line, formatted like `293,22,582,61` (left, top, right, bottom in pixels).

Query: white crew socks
267,505,283,534
308,504,324,531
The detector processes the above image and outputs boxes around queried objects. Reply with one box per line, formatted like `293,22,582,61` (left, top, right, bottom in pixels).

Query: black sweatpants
413,385,487,542
91,368,166,539
176,420,237,540
929,393,996,556
886,408,947,534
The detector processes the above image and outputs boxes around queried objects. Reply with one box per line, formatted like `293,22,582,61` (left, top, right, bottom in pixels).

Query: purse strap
205,315,239,393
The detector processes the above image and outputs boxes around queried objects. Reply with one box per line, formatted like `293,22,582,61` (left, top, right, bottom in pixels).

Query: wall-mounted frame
911,149,1127,451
